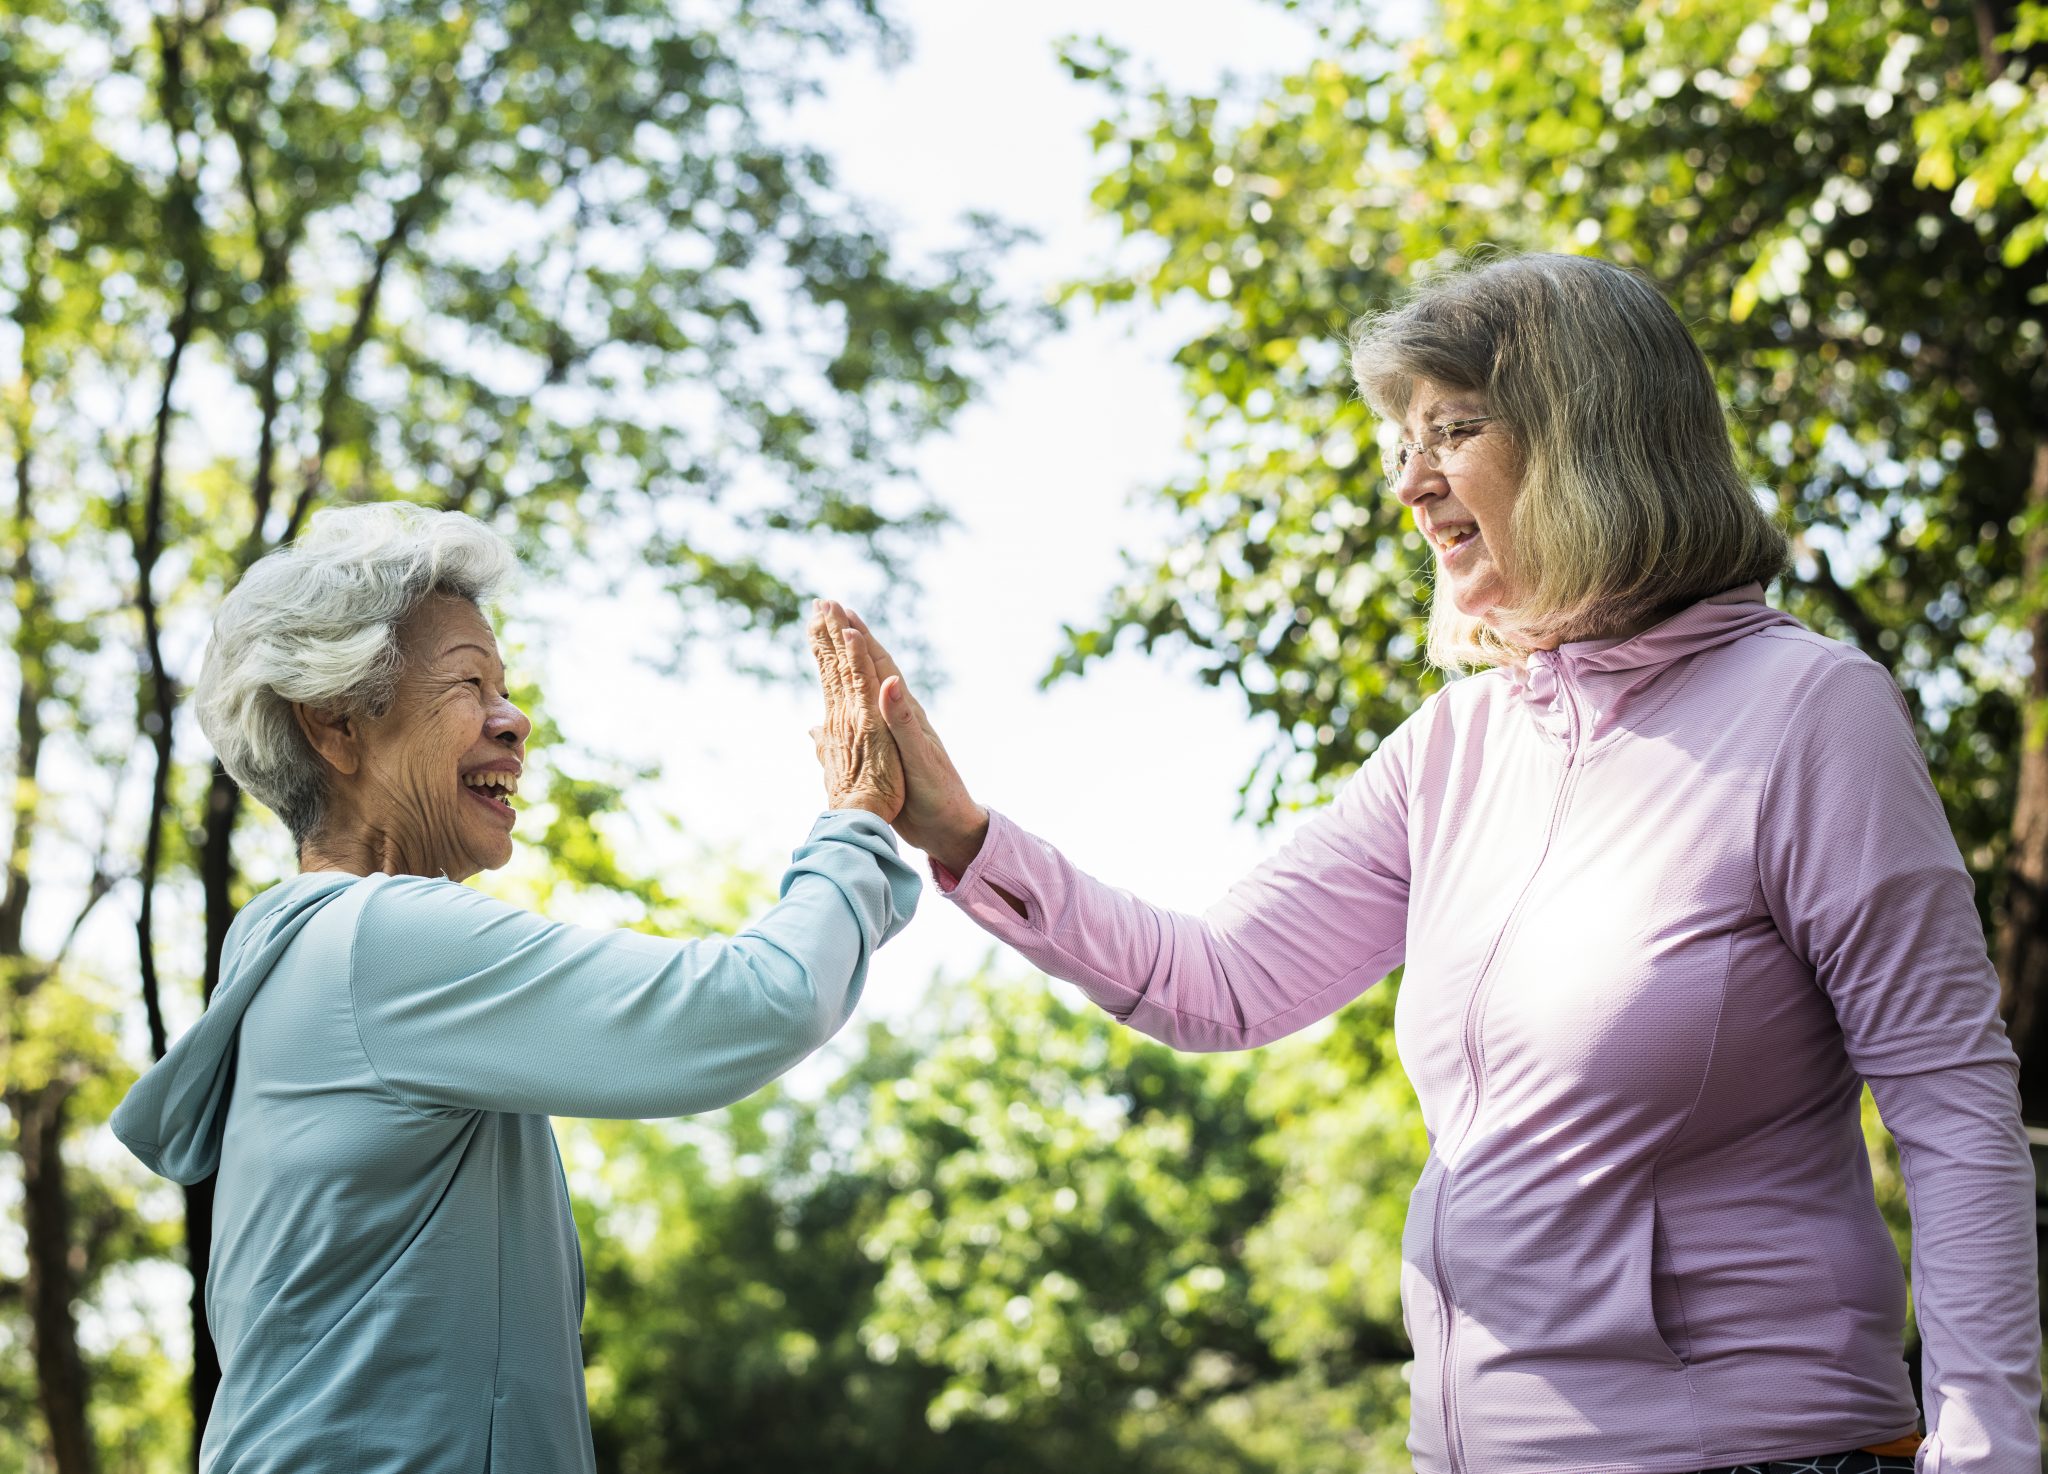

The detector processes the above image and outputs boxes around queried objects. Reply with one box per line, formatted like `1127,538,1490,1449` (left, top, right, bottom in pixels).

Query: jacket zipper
1432,667,1586,1474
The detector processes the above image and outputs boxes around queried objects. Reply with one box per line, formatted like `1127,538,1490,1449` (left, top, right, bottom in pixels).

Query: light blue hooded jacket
112,810,918,1473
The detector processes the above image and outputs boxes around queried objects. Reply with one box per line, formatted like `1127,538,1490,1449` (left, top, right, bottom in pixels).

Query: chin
444,848,510,883
1446,583,1509,622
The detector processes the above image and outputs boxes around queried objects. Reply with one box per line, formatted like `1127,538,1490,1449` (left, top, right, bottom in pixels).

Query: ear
292,701,362,777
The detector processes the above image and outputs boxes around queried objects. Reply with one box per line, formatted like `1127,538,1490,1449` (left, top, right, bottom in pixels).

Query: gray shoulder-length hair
195,503,517,845
1349,252,1790,670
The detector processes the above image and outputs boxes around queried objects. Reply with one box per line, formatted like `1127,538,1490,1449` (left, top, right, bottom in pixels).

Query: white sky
523,1,1328,1018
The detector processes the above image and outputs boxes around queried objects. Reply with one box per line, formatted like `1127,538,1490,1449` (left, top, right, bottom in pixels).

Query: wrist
831,795,899,824
923,804,990,878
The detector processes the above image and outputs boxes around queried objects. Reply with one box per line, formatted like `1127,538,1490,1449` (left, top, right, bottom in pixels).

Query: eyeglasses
1382,416,1496,484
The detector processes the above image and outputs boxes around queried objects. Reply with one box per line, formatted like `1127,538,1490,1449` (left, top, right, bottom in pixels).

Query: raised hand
813,602,990,877
806,599,904,822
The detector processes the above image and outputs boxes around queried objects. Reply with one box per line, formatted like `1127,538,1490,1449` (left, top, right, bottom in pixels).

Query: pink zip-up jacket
937,586,2038,1473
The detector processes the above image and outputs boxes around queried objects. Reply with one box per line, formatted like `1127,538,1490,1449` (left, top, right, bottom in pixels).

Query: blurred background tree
572,973,1419,1474
4,0,2040,1467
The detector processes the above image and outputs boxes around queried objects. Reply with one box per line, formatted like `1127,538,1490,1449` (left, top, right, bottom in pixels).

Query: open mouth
1437,526,1480,561
461,769,518,822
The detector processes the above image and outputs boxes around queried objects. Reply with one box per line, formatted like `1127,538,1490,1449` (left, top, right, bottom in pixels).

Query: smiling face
1393,380,1524,625
297,593,531,881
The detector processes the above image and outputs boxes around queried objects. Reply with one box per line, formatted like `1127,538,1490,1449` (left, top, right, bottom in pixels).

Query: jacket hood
112,871,360,1184
1505,583,1802,743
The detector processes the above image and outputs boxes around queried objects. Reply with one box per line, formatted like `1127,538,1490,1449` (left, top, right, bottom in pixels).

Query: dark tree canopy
1058,0,2047,840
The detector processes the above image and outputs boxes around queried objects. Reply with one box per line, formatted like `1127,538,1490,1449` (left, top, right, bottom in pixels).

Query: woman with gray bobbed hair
816,254,2037,1472
114,502,917,1473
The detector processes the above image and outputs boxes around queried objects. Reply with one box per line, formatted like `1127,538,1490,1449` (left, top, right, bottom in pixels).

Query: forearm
1868,1064,2040,1469
352,812,920,1118
939,807,1403,1052
592,809,925,1116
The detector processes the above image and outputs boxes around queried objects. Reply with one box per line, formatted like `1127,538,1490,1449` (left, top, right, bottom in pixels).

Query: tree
855,979,1277,1467
0,0,1012,1464
1058,0,2048,1109
572,973,1423,1473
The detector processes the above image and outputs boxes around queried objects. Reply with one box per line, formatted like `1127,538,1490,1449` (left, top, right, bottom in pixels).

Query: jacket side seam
489,1114,507,1405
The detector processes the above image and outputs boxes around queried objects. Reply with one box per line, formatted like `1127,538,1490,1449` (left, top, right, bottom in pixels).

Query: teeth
463,771,517,797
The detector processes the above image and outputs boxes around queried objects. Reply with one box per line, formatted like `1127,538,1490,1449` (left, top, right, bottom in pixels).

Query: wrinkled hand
813,602,989,878
807,600,904,823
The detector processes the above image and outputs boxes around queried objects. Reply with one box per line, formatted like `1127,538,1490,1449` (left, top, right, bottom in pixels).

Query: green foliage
7,0,2014,1467
857,981,1274,1440
1059,0,2048,864
1,970,190,1474
1916,5,2048,270
568,974,1423,1474
1860,1086,1916,1341
1243,980,1420,1371
2,0,1017,660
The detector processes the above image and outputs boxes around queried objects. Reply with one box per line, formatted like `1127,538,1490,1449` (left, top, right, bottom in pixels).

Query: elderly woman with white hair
818,254,2038,1473
113,504,915,1473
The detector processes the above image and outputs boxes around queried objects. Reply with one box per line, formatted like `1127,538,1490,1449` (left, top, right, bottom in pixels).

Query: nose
489,693,532,752
1392,450,1440,508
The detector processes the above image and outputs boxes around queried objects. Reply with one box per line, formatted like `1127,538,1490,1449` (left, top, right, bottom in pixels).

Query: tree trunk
13,1082,98,1474
4,350,97,1472
180,762,241,1454
182,1174,219,1464
1998,441,2048,1124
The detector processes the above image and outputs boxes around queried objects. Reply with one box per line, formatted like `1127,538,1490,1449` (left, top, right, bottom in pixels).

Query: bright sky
524,1,1329,1017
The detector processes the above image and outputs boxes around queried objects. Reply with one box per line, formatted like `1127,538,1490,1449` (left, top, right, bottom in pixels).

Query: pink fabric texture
939,586,2038,1474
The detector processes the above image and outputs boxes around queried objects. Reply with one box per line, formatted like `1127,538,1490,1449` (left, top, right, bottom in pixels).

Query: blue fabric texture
112,809,918,1473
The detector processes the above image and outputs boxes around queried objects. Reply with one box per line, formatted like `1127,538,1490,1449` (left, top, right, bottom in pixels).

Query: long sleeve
1757,654,2040,1472
345,809,920,1119
938,713,1418,1052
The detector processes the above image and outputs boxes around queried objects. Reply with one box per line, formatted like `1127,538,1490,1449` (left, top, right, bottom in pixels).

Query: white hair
195,503,518,845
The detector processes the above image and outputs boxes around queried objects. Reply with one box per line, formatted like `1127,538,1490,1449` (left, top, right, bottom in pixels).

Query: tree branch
0,382,45,962
1786,533,1926,724
1663,202,1764,287
278,40,512,544
134,15,207,1065
1977,0,2010,78
223,78,289,543
279,178,436,542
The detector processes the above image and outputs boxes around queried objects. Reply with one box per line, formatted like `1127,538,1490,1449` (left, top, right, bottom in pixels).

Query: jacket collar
1504,583,1800,744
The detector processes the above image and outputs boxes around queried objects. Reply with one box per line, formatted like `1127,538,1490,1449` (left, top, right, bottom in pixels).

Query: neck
299,821,455,880
1524,606,1667,653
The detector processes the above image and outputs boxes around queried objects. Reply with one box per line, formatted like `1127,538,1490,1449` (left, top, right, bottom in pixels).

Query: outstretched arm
346,600,919,1119
814,601,1415,1052
347,812,919,1119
